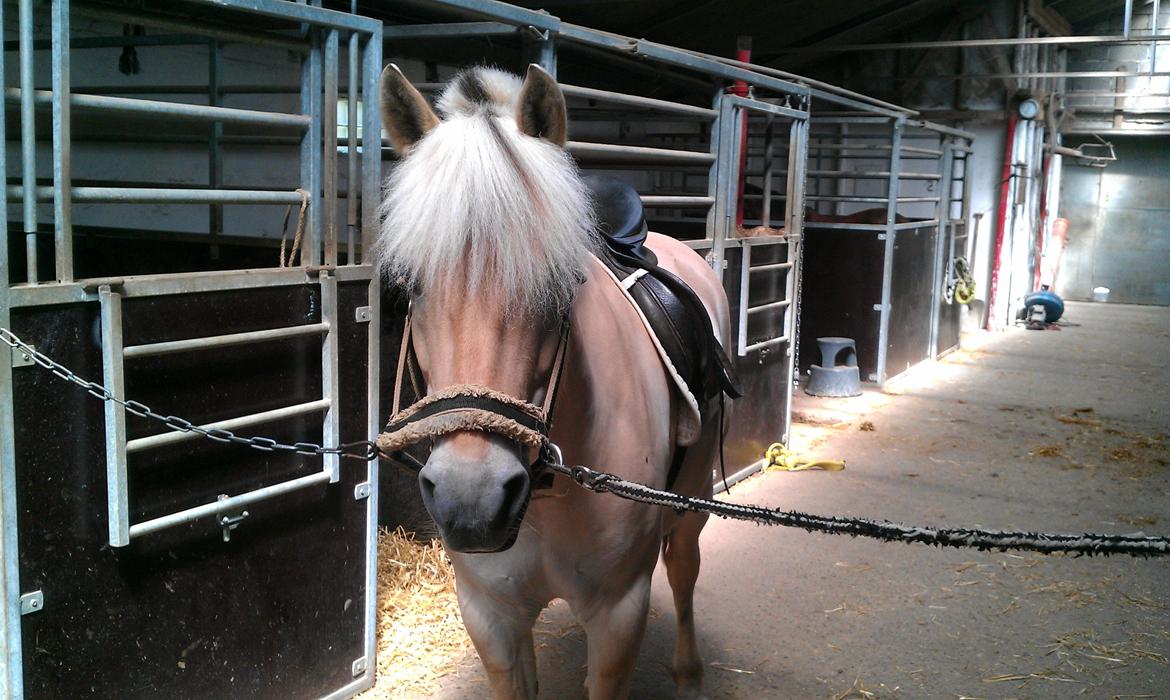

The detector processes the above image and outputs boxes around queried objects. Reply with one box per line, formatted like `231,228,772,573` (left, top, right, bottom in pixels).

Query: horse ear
516,64,567,147
379,64,439,155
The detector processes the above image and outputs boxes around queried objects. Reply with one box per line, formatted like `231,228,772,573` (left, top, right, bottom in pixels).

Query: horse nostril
418,471,437,505
500,471,530,514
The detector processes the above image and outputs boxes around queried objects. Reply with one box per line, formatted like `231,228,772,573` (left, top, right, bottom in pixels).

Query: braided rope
548,463,1170,558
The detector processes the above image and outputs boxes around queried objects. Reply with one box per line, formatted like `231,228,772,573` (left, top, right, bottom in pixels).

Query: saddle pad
595,257,703,446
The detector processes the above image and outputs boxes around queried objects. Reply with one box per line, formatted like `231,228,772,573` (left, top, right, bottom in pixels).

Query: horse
375,63,733,699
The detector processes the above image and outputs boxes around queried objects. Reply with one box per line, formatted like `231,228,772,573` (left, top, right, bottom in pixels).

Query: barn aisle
431,301,1170,699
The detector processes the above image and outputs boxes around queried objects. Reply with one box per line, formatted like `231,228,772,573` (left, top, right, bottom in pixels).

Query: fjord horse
376,64,730,699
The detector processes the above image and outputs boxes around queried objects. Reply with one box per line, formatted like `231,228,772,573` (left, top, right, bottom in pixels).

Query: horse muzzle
418,437,532,553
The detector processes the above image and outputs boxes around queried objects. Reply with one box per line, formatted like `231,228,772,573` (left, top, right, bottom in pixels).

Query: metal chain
0,328,379,462
545,461,1170,558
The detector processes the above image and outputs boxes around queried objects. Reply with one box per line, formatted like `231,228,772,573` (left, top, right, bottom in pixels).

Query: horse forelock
376,67,598,314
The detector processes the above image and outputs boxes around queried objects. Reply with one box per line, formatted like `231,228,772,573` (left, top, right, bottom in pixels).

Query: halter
375,309,570,472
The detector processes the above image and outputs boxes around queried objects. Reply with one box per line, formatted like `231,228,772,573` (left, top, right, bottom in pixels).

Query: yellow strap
763,442,846,472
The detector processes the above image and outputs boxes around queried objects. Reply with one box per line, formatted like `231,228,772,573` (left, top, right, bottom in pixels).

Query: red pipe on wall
986,115,1018,330
733,36,751,228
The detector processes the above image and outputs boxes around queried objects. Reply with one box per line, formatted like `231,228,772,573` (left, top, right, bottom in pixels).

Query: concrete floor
432,301,1170,699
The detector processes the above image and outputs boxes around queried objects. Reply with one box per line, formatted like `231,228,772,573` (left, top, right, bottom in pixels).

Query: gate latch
217,495,250,542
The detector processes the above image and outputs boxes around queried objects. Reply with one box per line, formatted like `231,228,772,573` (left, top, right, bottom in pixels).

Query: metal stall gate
1,2,383,697
798,112,974,385
375,5,811,494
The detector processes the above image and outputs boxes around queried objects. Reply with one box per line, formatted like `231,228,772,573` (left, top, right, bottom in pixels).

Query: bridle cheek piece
375,311,570,478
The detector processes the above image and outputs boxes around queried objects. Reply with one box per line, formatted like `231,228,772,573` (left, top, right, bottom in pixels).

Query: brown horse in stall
375,63,736,699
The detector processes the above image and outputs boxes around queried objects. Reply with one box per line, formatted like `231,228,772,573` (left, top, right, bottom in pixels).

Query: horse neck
549,259,676,480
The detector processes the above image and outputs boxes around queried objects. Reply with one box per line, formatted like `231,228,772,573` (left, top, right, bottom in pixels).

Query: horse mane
376,66,599,314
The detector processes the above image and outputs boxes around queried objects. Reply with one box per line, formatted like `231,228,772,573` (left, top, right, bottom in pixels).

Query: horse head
377,64,596,553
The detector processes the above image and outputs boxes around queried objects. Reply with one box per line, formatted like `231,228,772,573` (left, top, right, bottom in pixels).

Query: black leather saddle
584,174,743,407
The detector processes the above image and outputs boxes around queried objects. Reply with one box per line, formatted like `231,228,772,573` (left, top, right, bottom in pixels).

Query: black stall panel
798,228,884,381
12,282,372,700
886,225,937,378
936,287,962,356
723,245,794,470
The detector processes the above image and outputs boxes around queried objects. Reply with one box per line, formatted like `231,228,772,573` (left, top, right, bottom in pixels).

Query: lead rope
3,327,1167,557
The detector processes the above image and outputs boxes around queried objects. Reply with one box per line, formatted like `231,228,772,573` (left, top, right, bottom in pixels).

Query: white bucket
1092,286,1110,302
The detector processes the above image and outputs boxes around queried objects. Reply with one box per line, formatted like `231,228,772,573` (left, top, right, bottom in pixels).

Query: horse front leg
579,575,652,700
456,586,541,699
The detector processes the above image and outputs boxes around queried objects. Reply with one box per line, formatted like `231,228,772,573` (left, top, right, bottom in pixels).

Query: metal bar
751,261,793,273
806,170,942,180
723,94,807,120
401,0,560,31
19,0,38,284
566,141,715,165
928,140,953,358
743,335,789,354
99,286,131,547
781,33,1170,51
760,115,775,228
320,274,340,483
127,471,333,540
538,32,557,78
192,0,382,33
910,70,1170,80
73,2,306,52
747,298,791,315
711,96,740,280
559,24,809,98
737,244,750,356
640,195,714,207
0,0,24,688
126,399,332,453
383,21,519,39
300,26,323,267
11,265,376,308
209,40,223,260
3,33,229,51
346,27,359,265
1125,0,1134,38
51,0,73,282
4,88,311,128
323,29,339,268
12,185,308,204
704,89,723,258
805,194,940,203
701,55,913,116
123,323,330,359
360,33,383,262
876,121,904,385
560,84,716,119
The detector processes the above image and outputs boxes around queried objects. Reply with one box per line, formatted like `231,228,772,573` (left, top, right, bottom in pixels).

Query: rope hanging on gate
279,188,310,268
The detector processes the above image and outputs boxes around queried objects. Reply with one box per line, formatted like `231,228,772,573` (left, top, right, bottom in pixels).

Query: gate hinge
354,306,372,323
354,482,371,500
10,344,35,368
873,303,887,312
351,656,368,677
20,590,44,615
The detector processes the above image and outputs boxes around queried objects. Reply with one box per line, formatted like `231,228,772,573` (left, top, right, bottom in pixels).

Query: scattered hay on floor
1056,414,1100,427
1030,444,1067,458
859,421,876,432
1108,446,1138,462
358,527,472,699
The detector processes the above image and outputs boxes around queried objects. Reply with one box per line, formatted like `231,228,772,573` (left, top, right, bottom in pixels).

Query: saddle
585,175,743,414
